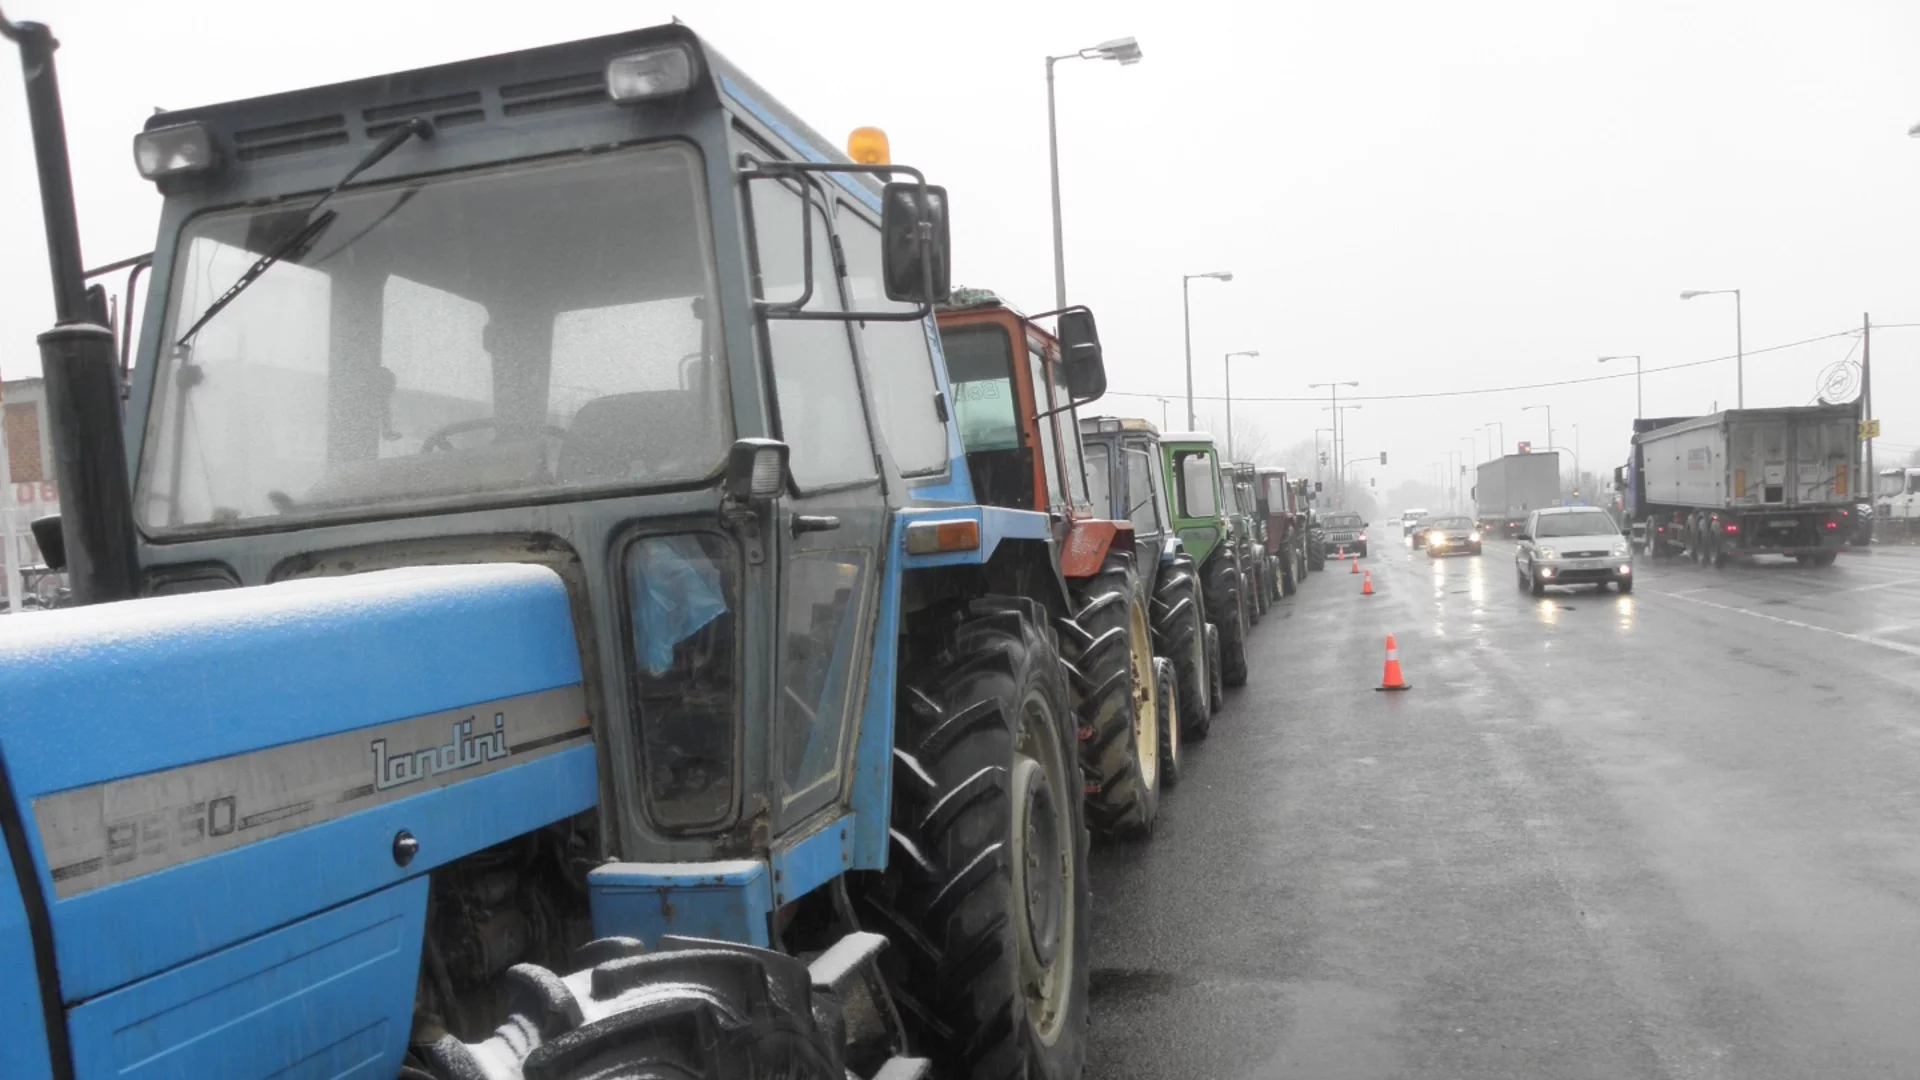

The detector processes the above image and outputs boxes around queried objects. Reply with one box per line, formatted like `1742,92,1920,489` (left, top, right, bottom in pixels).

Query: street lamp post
1047,36,1142,309
1680,289,1743,409
1155,396,1170,430
1323,404,1362,499
1598,354,1642,418
1223,349,1259,460
1521,405,1552,459
1183,270,1233,427
1451,432,1466,507
1310,381,1360,499
1484,421,1504,459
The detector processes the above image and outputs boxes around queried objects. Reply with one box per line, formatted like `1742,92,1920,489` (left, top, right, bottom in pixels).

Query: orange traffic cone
1375,635,1410,691
1349,556,1359,574
1361,570,1374,596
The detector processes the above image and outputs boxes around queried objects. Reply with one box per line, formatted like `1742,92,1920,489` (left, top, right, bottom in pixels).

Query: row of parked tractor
0,18,1352,1080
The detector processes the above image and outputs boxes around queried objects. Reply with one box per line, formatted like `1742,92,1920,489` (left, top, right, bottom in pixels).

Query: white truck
1474,452,1562,538
1626,405,1858,566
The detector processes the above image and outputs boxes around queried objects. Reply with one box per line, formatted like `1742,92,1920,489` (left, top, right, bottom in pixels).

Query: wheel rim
1011,696,1074,1045
1128,599,1159,792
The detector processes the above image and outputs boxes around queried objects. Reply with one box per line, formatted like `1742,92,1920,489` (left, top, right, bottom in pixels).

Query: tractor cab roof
1079,416,1160,437
1157,431,1216,446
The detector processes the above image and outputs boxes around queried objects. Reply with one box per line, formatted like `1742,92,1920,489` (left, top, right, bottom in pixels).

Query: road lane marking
1834,575,1920,595
1651,590,1920,658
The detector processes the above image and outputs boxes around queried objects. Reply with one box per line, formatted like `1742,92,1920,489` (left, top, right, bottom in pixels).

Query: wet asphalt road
1087,537,1920,1079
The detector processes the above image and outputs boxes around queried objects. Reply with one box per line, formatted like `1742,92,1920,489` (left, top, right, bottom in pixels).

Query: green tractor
1158,433,1249,691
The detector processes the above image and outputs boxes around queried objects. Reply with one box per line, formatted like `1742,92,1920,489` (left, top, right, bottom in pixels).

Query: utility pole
1863,312,1874,505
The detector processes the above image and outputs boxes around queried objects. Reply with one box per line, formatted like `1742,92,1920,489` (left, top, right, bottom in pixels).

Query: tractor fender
1158,535,1187,565
1060,519,1133,580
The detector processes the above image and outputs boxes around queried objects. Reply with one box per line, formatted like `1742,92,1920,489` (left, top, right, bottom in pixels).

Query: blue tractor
0,14,1104,1079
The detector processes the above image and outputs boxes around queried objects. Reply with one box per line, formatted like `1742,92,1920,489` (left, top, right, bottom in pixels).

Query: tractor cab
5,17,1099,1079
1157,432,1251,688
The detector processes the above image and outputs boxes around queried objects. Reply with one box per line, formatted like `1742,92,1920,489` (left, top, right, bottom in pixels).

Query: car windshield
1535,511,1617,538
137,143,725,533
1430,517,1474,529
1324,513,1362,527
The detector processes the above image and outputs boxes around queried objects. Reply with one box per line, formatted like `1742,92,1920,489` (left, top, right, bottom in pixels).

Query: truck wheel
1202,555,1250,688
1205,623,1225,715
1308,544,1325,572
1150,553,1211,741
865,599,1089,1080
1153,657,1182,789
1813,551,1837,567
1061,554,1161,840
1711,533,1729,569
418,937,854,1080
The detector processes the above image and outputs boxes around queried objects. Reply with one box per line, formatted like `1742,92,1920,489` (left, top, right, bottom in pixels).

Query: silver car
1515,507,1633,595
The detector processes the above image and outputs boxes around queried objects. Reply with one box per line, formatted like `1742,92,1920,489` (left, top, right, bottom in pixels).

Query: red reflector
1725,524,1738,533
1826,521,1838,529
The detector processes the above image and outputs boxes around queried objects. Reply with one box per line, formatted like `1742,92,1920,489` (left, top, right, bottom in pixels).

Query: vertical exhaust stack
3,14,141,604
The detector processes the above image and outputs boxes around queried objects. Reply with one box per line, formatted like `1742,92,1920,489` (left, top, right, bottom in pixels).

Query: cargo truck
1622,405,1858,566
1474,452,1562,538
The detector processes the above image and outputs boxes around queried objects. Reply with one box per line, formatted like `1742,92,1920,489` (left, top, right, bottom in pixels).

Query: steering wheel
420,417,566,454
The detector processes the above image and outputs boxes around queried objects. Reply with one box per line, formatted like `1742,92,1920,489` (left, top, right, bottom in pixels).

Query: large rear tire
1062,554,1161,840
1205,623,1225,716
1202,553,1250,688
1280,550,1298,596
418,937,858,1080
862,600,1089,1080
1150,553,1211,741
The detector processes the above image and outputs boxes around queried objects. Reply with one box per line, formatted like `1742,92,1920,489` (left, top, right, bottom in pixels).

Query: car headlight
1612,543,1629,557
1538,547,1558,559
1428,531,1445,545
1469,532,1481,542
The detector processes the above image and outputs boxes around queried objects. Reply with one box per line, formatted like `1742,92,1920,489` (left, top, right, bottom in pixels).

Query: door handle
791,514,841,536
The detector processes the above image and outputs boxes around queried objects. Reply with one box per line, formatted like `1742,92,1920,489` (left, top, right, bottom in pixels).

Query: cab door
743,163,888,828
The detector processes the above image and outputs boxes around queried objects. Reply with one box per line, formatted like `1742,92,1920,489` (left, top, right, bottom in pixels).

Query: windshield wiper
174,118,432,351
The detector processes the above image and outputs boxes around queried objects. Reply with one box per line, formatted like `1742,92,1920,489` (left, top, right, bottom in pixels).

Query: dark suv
1319,511,1369,559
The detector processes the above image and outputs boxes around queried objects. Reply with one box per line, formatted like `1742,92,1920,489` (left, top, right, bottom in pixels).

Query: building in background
3,376,61,610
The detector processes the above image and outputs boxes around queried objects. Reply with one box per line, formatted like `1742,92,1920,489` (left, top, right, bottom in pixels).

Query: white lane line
1650,590,1920,658
1834,575,1920,595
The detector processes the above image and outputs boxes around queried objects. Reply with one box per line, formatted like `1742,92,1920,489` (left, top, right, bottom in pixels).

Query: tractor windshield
136,142,726,533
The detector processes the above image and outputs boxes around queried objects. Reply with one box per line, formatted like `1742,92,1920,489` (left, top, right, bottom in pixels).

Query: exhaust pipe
3,14,140,604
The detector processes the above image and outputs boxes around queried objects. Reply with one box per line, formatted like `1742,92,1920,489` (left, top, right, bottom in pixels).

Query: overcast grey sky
5,0,1920,492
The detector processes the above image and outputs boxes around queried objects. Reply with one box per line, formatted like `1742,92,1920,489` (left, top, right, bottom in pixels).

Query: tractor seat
559,390,720,483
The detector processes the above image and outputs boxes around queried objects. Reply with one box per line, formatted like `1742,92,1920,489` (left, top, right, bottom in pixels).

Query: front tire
1530,570,1546,597
1616,577,1634,593
1152,657,1182,789
865,600,1089,1080
1205,623,1225,716
420,937,855,1080
1202,553,1250,689
1280,551,1298,596
1062,554,1161,840
1150,553,1211,741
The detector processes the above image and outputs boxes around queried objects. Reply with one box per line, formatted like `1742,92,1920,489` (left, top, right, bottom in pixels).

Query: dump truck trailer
1629,405,1859,565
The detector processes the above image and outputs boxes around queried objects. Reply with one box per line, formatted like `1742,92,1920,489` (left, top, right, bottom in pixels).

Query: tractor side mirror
724,438,790,503
31,515,66,572
1056,308,1106,402
880,182,951,303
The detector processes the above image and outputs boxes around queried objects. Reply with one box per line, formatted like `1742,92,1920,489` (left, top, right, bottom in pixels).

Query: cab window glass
626,532,738,830
1083,441,1112,517
835,201,947,475
1125,446,1160,534
1027,341,1062,509
746,175,875,488
940,324,1018,452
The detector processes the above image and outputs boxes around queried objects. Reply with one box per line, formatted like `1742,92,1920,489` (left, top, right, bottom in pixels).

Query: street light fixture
1047,36,1143,310
1598,354,1642,418
1680,289,1743,408
1223,349,1259,460
1521,405,1553,458
1182,270,1233,427
1310,381,1360,499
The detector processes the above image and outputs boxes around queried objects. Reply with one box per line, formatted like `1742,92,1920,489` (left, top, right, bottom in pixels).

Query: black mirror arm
740,156,938,323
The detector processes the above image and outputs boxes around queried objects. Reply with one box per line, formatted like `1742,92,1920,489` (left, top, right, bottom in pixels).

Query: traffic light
1378,451,1387,465
1319,451,1329,465
1369,477,1376,488
1314,480,1323,492
1518,441,1531,454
